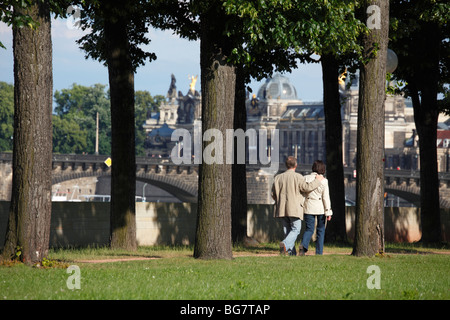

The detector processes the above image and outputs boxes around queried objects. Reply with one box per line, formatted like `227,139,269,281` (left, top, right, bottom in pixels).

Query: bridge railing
2,152,450,184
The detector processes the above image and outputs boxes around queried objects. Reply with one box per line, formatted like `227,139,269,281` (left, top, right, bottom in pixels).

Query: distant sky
0,16,324,102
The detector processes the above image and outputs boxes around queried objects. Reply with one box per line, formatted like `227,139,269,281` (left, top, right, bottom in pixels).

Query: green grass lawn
1,243,449,300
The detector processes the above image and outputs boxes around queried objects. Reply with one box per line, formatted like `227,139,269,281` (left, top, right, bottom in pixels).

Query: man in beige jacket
271,156,324,255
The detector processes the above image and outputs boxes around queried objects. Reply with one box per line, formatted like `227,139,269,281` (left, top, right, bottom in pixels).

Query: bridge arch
51,166,198,203
136,172,197,203
344,180,450,208
384,188,420,207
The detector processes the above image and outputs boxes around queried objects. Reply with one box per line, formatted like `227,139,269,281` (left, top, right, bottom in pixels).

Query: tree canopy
53,83,162,156
0,82,162,156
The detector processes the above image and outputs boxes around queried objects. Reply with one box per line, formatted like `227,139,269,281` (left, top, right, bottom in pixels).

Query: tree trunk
2,1,53,265
407,21,441,243
321,54,347,243
231,65,248,244
104,1,137,251
414,96,440,243
194,5,235,259
352,0,389,257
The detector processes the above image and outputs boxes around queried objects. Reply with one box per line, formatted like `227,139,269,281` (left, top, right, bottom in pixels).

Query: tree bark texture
2,1,53,264
104,1,137,251
194,5,235,259
321,54,347,243
352,0,389,257
231,65,248,244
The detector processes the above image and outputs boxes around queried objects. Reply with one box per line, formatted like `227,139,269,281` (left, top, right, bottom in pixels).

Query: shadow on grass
235,241,450,256
49,245,164,260
47,241,449,262
385,242,450,255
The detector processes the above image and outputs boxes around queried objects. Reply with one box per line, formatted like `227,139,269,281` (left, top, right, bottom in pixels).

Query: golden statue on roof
188,75,198,94
338,68,347,87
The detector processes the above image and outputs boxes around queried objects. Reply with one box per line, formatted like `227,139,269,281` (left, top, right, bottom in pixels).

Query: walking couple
271,156,332,256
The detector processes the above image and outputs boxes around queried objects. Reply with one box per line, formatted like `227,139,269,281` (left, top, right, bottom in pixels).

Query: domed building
257,73,299,100
144,72,422,170
247,73,302,119
144,123,176,157
246,73,326,165
246,72,418,168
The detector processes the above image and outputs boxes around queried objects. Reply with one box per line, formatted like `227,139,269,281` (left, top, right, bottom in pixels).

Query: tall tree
2,0,53,264
78,0,157,250
321,54,347,242
389,0,450,243
352,0,390,256
193,1,236,259
103,0,137,250
231,65,248,244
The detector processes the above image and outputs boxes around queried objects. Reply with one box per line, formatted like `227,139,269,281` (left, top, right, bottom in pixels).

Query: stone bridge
1,152,450,207
0,153,273,203
341,168,450,208
0,153,202,203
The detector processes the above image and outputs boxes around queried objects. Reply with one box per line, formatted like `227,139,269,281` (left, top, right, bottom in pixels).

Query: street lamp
142,183,148,202
386,49,398,73
70,185,79,201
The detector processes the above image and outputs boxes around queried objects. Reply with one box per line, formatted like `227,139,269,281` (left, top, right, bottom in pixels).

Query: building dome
257,74,298,100
148,123,174,138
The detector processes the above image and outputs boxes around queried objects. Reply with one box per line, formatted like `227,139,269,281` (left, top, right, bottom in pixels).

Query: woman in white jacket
299,160,332,255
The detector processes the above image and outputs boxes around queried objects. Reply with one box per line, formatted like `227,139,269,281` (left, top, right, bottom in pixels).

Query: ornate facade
246,73,421,170
143,74,201,157
143,72,449,172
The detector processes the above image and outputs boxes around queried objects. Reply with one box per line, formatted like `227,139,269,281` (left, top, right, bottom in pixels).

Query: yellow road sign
104,157,112,167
